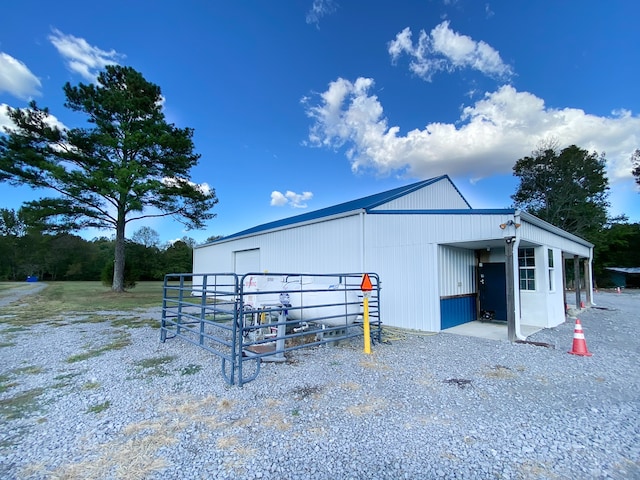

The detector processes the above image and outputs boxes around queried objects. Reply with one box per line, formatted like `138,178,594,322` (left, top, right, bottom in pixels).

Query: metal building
193,175,593,340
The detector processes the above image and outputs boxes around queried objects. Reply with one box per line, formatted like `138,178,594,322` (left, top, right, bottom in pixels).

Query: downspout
513,212,528,341
506,212,527,341
511,240,527,341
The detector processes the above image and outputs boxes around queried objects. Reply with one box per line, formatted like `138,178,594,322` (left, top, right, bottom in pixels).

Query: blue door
478,263,507,322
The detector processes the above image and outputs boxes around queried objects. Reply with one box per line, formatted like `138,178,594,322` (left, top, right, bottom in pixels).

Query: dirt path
0,282,48,308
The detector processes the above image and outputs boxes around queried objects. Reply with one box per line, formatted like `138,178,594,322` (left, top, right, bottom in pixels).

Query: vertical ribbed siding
194,215,362,275
194,211,590,333
438,245,476,296
373,178,470,210
365,215,441,331
440,296,476,329
518,221,591,257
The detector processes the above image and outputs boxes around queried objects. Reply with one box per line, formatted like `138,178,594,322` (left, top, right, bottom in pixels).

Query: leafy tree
162,240,193,274
512,144,611,241
0,208,27,237
0,65,217,291
131,226,160,248
0,208,26,237
126,240,164,280
203,234,223,244
632,149,640,187
592,222,640,286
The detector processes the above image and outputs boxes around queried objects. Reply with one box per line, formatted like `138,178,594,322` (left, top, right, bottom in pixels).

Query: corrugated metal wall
438,245,477,329
372,178,470,210
193,203,589,332
366,213,513,245
519,222,591,257
194,215,362,275
438,245,476,296
365,239,440,331
440,296,476,329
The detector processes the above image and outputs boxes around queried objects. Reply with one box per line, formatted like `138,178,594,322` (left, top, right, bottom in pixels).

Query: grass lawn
0,281,167,326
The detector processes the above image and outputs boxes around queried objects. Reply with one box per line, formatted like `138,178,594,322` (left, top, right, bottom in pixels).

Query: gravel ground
0,287,638,479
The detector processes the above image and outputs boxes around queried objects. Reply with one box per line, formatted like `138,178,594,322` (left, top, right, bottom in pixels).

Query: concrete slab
443,321,542,341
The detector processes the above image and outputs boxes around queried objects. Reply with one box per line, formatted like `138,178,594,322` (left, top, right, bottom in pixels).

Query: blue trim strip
369,209,515,215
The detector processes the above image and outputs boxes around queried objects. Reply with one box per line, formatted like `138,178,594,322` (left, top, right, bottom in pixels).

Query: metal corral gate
160,272,381,386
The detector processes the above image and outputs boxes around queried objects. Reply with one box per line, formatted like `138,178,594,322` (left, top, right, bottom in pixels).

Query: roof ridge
206,175,449,244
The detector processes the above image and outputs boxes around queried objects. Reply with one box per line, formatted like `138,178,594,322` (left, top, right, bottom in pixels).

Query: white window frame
548,248,555,292
519,247,536,291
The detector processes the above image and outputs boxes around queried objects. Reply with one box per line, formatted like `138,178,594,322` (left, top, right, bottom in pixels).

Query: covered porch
438,211,594,341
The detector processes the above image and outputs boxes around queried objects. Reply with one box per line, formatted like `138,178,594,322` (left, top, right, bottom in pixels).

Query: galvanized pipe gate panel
160,272,381,386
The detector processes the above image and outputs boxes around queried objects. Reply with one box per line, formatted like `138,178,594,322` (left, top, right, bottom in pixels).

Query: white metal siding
372,178,470,210
438,246,476,296
364,215,441,331
367,213,513,245
193,206,584,333
234,248,260,273
519,246,566,328
519,221,591,257
194,215,362,276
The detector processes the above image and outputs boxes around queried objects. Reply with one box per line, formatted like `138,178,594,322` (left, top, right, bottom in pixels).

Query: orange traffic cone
568,319,592,356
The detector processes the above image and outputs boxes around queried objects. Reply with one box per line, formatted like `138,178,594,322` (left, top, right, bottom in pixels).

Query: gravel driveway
0,288,638,479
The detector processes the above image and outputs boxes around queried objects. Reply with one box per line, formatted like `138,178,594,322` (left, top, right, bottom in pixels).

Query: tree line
0,211,220,284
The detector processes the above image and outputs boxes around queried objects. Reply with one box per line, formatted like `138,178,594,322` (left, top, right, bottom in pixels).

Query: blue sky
1,0,638,245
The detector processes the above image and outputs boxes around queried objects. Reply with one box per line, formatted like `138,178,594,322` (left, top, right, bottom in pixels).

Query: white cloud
388,21,513,81
306,0,338,27
0,104,13,132
162,177,212,196
1,103,67,133
0,52,41,99
271,190,314,208
304,78,640,182
49,29,123,82
270,191,287,206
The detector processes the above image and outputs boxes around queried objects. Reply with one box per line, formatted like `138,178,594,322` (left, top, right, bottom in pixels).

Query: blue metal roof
206,175,466,244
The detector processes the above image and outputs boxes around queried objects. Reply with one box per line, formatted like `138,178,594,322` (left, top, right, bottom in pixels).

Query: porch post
562,254,568,314
584,258,593,306
574,255,581,309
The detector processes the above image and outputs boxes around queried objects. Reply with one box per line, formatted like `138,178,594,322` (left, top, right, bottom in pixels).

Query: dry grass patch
260,412,291,431
50,434,175,480
339,381,362,391
517,460,560,479
345,396,387,416
483,364,517,379
359,357,391,371
159,394,219,416
217,435,240,449
263,397,283,408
